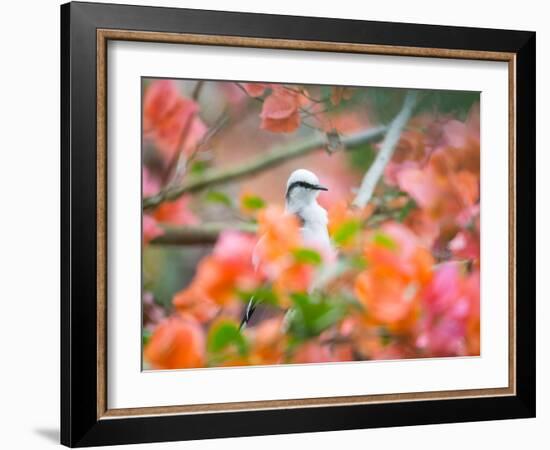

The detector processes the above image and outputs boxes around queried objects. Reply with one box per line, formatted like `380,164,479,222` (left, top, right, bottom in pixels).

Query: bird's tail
239,296,257,330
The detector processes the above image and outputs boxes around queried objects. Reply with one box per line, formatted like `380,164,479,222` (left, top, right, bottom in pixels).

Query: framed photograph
61,1,535,447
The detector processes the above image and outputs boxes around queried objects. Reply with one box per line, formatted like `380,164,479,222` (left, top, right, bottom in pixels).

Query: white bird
240,169,332,329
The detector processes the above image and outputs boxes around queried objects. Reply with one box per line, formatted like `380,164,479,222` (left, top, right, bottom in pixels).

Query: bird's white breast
298,202,332,251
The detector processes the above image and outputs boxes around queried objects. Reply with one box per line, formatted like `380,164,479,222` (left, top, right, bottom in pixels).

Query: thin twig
235,83,264,103
151,222,258,245
352,91,418,208
168,111,230,188
163,111,197,184
191,80,205,101
144,125,387,210
282,86,328,103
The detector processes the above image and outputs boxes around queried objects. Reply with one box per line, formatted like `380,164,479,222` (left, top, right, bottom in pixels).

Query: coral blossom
241,82,270,98
153,196,199,226
173,231,260,312
255,206,302,274
354,222,434,332
143,80,207,160
144,316,205,369
260,87,308,133
254,206,319,304
246,317,286,365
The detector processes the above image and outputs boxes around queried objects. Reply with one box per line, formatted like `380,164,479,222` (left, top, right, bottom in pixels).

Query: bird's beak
314,184,328,191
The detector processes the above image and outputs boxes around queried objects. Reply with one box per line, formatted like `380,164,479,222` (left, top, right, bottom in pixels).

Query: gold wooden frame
96,29,516,420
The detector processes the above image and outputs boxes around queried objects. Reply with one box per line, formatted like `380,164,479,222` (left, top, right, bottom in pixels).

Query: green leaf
348,143,376,172
241,195,266,210
189,160,209,175
332,220,361,246
378,327,392,347
396,199,416,222
416,90,479,119
205,190,233,207
288,292,345,340
207,321,249,356
142,329,152,347
373,232,397,250
292,248,322,266
237,286,279,306
349,254,367,269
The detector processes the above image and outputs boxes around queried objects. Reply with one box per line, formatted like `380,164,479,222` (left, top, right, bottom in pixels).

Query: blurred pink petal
143,215,163,244
142,168,160,197
418,262,480,357
213,230,257,269
396,168,440,210
449,231,480,261
242,82,270,97
143,80,179,131
143,79,207,161
153,196,199,226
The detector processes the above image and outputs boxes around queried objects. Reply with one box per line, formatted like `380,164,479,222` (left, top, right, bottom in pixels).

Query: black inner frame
61,2,535,447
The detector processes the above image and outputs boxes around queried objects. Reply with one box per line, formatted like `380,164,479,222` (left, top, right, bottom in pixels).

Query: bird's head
285,169,328,209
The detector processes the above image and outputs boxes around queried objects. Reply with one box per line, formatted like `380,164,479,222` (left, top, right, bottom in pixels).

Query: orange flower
174,231,260,309
178,257,241,307
354,222,433,332
254,206,319,304
273,263,315,307
172,286,219,323
328,200,374,248
255,206,302,272
144,316,205,369
292,341,334,364
247,317,286,365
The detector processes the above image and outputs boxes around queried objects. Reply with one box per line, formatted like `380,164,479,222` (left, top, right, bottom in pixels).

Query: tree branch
151,222,257,245
352,91,418,208
144,125,387,210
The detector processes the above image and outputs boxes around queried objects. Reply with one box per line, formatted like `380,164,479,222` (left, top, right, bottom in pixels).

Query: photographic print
141,78,481,370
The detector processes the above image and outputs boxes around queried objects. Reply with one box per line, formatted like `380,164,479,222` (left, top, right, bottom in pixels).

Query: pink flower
449,231,480,261
213,230,258,269
292,342,334,364
153,196,199,226
173,231,261,310
143,80,179,131
143,215,163,244
242,83,270,97
143,80,207,161
423,263,468,318
143,168,160,197
260,87,308,133
396,168,441,211
417,263,479,357
143,292,166,331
